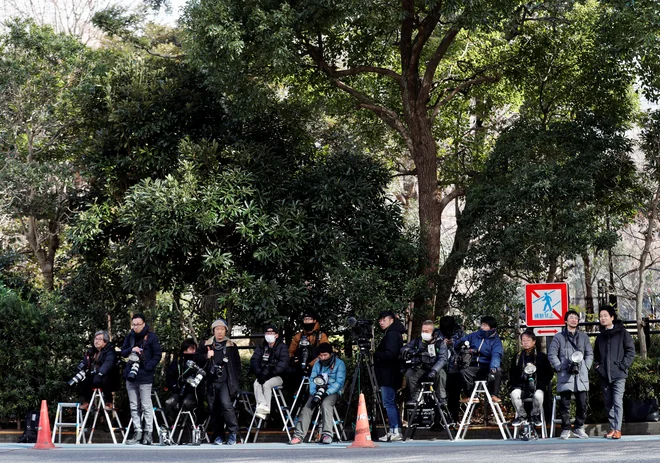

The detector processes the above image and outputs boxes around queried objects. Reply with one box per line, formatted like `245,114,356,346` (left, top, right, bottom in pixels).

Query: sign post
525,283,569,333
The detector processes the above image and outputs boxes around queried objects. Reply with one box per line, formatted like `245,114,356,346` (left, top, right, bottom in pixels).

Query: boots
141,431,153,445
126,429,143,445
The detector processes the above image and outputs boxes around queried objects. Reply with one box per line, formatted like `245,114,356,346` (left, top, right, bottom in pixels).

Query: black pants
80,374,113,404
559,390,587,430
207,380,238,436
165,392,198,422
447,365,501,420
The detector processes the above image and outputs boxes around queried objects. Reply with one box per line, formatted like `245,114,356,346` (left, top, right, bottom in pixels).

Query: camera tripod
342,346,388,440
403,381,453,441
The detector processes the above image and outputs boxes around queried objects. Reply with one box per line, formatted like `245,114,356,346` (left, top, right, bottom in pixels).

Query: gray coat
548,327,593,393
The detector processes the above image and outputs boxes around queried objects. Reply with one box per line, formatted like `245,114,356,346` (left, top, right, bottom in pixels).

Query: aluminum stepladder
403,381,454,441
246,385,295,442
122,390,169,444
52,402,85,443
308,404,347,442
455,380,511,440
289,376,309,422
75,389,125,444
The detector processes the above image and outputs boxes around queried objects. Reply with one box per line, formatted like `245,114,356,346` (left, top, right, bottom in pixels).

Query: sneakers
255,410,267,420
289,436,303,445
141,432,153,445
227,433,237,445
531,415,542,427
460,397,480,404
560,429,571,440
573,427,589,439
104,402,114,411
79,402,89,410
213,436,224,445
612,430,622,439
512,416,526,426
255,404,270,420
126,430,143,445
490,396,502,403
605,430,615,438
389,432,402,441
378,433,390,442
321,434,333,444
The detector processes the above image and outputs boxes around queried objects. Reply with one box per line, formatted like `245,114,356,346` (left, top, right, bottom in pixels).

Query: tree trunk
582,251,595,315
24,216,58,291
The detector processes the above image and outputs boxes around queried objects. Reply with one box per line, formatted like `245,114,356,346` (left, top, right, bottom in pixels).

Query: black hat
315,342,333,356
303,311,318,320
264,324,279,334
378,310,396,320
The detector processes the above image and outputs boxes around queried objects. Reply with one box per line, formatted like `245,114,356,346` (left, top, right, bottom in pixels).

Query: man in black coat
76,330,118,410
508,330,553,427
121,313,162,445
250,325,289,420
594,305,635,439
374,310,406,442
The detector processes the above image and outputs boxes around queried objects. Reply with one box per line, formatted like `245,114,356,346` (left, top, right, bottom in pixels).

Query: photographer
289,343,346,445
201,318,241,445
594,305,635,440
374,310,406,442
447,316,503,422
401,320,448,405
509,330,552,427
250,325,289,420
165,339,206,422
288,311,328,375
121,313,162,445
73,330,118,411
548,310,593,439
438,315,465,362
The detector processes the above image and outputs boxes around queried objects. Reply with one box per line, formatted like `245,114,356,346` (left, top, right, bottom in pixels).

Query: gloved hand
93,373,103,386
488,368,497,382
426,369,437,380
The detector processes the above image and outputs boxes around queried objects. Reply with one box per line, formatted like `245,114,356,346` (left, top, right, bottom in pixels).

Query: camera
401,346,422,369
310,375,328,406
299,335,310,370
68,361,88,386
455,341,474,369
185,360,206,388
127,352,141,382
209,356,229,378
523,363,537,394
347,317,373,349
569,351,584,375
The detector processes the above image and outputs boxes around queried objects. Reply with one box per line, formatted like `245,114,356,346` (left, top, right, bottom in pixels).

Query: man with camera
201,318,241,445
374,310,406,441
509,330,553,427
70,330,118,411
446,316,503,422
165,339,206,422
289,311,328,375
290,343,346,444
121,313,163,445
548,310,593,439
401,320,448,405
250,325,289,420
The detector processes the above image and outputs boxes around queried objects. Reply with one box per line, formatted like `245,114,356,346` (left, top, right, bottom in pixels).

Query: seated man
165,339,206,422
289,343,346,445
72,330,118,410
401,319,448,405
447,316,503,421
250,325,289,420
509,330,553,427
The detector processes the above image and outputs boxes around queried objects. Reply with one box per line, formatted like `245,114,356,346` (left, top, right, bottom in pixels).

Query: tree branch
419,25,461,103
431,75,498,120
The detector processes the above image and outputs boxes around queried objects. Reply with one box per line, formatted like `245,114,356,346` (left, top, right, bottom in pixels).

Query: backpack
17,410,40,443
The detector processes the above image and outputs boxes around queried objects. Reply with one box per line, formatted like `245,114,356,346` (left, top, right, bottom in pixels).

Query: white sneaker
389,432,402,441
560,430,571,440
378,433,390,442
255,410,267,420
573,428,589,439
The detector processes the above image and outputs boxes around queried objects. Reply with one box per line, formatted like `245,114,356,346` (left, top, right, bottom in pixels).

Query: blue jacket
120,325,162,384
309,355,346,396
456,328,503,370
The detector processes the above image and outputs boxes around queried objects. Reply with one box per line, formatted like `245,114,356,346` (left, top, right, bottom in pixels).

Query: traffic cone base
33,400,56,449
349,392,376,448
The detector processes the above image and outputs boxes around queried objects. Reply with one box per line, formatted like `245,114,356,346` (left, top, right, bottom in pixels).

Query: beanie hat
211,318,228,331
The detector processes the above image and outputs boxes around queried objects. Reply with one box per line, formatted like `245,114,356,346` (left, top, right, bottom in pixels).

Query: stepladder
52,402,85,444
122,390,169,444
246,385,295,442
76,389,125,444
455,380,511,440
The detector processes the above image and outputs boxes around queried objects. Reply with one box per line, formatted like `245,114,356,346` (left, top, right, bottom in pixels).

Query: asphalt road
2,436,660,463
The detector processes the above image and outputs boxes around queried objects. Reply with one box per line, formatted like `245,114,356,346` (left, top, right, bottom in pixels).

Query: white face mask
421,332,433,342
265,334,277,344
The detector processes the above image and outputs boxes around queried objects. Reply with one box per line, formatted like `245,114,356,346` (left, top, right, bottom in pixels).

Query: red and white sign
532,327,562,337
525,282,569,327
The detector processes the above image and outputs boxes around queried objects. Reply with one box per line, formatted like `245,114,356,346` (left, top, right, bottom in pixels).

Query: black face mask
319,354,334,367
183,353,195,361
303,322,315,332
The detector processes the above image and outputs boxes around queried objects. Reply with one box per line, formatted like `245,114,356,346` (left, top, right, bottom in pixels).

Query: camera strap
564,331,580,352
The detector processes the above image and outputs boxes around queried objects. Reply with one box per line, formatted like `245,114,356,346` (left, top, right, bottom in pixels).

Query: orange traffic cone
33,400,56,449
349,393,376,448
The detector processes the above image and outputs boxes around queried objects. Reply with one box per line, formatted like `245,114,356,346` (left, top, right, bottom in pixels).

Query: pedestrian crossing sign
525,282,569,327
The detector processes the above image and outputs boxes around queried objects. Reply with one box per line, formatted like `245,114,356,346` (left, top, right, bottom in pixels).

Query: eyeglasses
132,322,145,327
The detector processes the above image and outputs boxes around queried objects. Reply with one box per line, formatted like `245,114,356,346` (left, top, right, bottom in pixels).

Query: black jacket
200,336,242,397
250,339,288,380
120,325,162,384
594,320,636,383
508,349,553,392
166,352,206,393
374,318,406,388
401,335,448,374
84,342,117,377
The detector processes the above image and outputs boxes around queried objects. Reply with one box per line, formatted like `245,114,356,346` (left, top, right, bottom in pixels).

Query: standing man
202,318,241,445
548,310,593,439
374,310,406,442
251,325,289,420
121,313,162,445
594,305,635,439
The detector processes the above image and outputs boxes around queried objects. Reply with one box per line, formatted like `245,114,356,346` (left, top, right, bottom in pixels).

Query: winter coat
594,320,635,383
508,349,553,392
84,342,117,377
401,335,448,374
548,327,593,393
250,338,289,380
199,336,242,397
309,355,346,396
120,325,162,384
374,318,406,388
289,321,329,368
456,328,504,370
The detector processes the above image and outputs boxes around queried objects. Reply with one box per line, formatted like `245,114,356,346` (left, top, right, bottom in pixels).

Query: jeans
208,380,238,435
125,381,154,432
510,388,544,418
253,376,283,411
559,390,587,430
294,393,339,439
380,386,400,430
405,368,447,402
602,378,626,431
